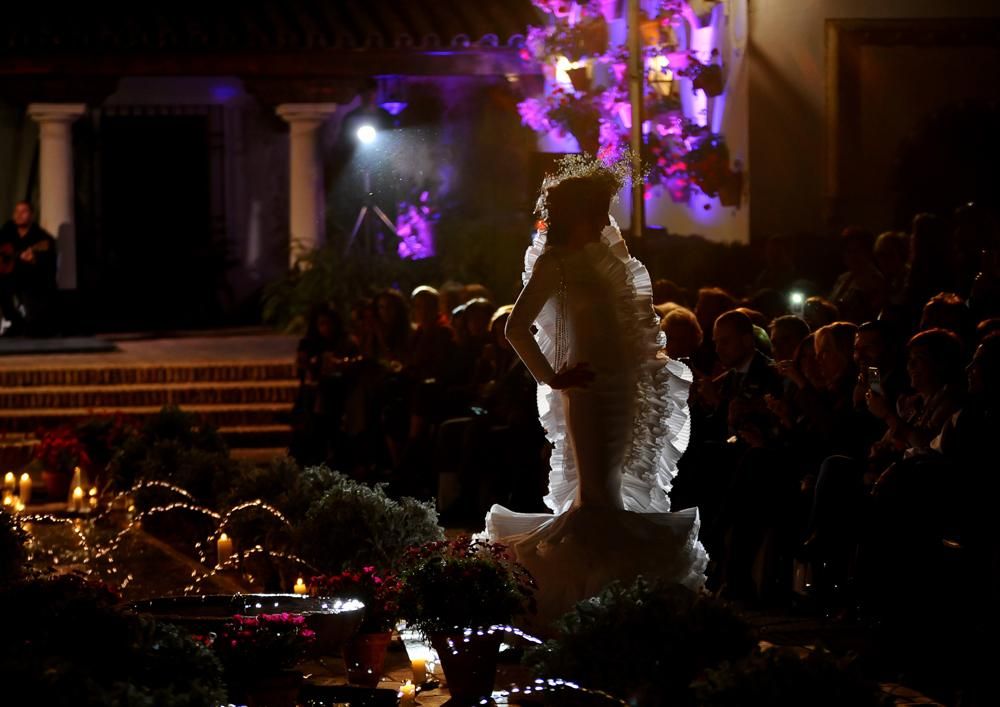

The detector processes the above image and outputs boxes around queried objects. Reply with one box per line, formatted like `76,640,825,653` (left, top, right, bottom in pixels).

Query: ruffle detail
524,220,694,515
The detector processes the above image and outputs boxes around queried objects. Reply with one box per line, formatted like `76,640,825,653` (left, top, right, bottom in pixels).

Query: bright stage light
356,124,377,145
789,291,805,306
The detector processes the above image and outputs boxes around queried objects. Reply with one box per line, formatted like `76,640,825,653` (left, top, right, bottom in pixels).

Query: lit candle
88,486,98,509
293,577,308,595
18,473,31,506
217,533,233,565
14,499,24,513
411,657,427,684
72,486,84,513
2,494,13,511
398,681,416,706
3,472,14,493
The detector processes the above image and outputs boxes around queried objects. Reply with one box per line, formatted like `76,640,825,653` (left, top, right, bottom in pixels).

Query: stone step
218,424,293,449
0,404,293,433
0,381,299,409
0,360,296,388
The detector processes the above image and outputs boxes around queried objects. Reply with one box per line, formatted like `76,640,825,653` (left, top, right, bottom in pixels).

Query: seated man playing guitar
0,201,57,336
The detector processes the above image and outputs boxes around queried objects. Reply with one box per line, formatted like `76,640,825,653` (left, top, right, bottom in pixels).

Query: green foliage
525,577,755,707
262,240,404,333
398,536,535,635
0,510,28,586
295,470,443,574
0,574,226,706
694,645,887,707
109,406,237,508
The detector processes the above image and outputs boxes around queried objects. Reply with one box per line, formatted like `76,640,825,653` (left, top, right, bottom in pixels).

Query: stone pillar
276,103,338,267
28,103,86,290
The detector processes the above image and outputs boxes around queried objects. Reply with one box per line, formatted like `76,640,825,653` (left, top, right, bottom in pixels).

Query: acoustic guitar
0,238,50,275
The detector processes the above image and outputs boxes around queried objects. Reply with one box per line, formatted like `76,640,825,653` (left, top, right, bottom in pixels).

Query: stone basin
130,593,366,655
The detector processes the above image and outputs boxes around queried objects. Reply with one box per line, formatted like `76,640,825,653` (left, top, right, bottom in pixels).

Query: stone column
28,103,86,290
276,103,338,267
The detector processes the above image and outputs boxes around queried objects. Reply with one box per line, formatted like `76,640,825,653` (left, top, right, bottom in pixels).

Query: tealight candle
2,494,13,510
3,472,14,493
88,486,98,509
293,577,308,595
399,680,417,706
217,533,233,565
18,473,31,506
411,657,427,684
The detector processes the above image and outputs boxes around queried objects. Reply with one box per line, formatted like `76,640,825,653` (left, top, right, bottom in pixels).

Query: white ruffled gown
485,220,708,628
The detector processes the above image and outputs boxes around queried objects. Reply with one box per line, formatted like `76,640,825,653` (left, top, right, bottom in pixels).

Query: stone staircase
0,359,297,468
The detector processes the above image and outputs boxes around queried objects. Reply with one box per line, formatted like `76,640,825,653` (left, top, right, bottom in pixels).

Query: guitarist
0,201,57,336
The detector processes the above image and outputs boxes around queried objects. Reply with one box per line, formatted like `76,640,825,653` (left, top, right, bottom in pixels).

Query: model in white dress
485,163,708,628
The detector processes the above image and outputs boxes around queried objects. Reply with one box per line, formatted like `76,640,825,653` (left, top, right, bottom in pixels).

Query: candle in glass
399,681,417,706
217,533,233,565
293,577,308,595
3,472,14,493
18,473,31,506
411,657,427,684
72,486,84,513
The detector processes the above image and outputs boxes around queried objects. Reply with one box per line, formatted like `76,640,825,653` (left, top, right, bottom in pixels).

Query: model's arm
505,253,559,385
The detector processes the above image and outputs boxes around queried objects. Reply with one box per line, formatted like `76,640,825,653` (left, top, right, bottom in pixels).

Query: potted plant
206,613,315,707
312,566,401,686
398,536,535,706
32,424,90,499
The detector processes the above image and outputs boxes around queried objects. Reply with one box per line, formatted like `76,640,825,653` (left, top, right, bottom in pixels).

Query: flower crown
535,153,632,224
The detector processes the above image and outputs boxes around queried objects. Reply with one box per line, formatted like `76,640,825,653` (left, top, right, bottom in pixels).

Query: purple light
211,85,239,102
380,101,408,116
396,200,436,260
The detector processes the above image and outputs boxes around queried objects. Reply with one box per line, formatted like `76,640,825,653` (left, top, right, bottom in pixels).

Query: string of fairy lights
8,479,312,593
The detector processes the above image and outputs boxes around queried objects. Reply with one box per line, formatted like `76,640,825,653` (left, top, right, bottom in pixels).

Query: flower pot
237,669,302,707
431,631,502,707
343,630,393,687
41,470,70,500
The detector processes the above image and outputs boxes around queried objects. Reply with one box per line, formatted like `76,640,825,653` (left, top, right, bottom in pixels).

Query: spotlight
356,124,377,145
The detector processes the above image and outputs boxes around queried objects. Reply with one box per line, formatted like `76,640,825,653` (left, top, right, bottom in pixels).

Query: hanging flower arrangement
517,0,742,207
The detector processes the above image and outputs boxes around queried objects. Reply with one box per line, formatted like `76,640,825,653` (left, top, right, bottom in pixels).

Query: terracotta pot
237,669,302,707
41,470,70,500
343,630,393,687
431,631,502,706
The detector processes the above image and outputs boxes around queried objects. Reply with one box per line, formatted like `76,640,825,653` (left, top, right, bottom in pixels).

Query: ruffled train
485,219,708,629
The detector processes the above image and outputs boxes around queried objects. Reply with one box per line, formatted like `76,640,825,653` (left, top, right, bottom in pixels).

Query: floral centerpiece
204,613,315,707
311,566,402,686
398,536,536,705
33,424,90,498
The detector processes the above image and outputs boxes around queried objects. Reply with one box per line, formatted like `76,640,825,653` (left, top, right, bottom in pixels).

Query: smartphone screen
867,366,882,396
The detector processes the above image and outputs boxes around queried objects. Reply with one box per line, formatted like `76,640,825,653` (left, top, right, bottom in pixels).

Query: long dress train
485,219,708,628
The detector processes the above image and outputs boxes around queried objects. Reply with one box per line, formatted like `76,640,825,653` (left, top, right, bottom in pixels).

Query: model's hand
549,362,595,390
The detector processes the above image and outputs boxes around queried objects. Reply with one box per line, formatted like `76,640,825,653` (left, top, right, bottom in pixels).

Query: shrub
295,471,443,574
0,509,28,586
0,574,226,706
524,577,755,707
694,645,886,707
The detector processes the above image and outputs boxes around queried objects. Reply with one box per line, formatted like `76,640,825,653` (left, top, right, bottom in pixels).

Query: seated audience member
829,226,886,323
372,289,412,365
976,317,1000,342
851,320,908,413
291,304,360,467
694,287,738,375
748,288,789,325
802,296,839,331
696,310,783,441
866,328,965,460
0,201,57,336
734,307,768,330
874,230,910,310
653,278,689,307
769,315,810,363
918,292,973,342
904,212,957,322
408,286,456,383
660,306,703,364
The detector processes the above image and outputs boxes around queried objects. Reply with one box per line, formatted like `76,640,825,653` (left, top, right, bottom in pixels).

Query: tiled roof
1,0,540,54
